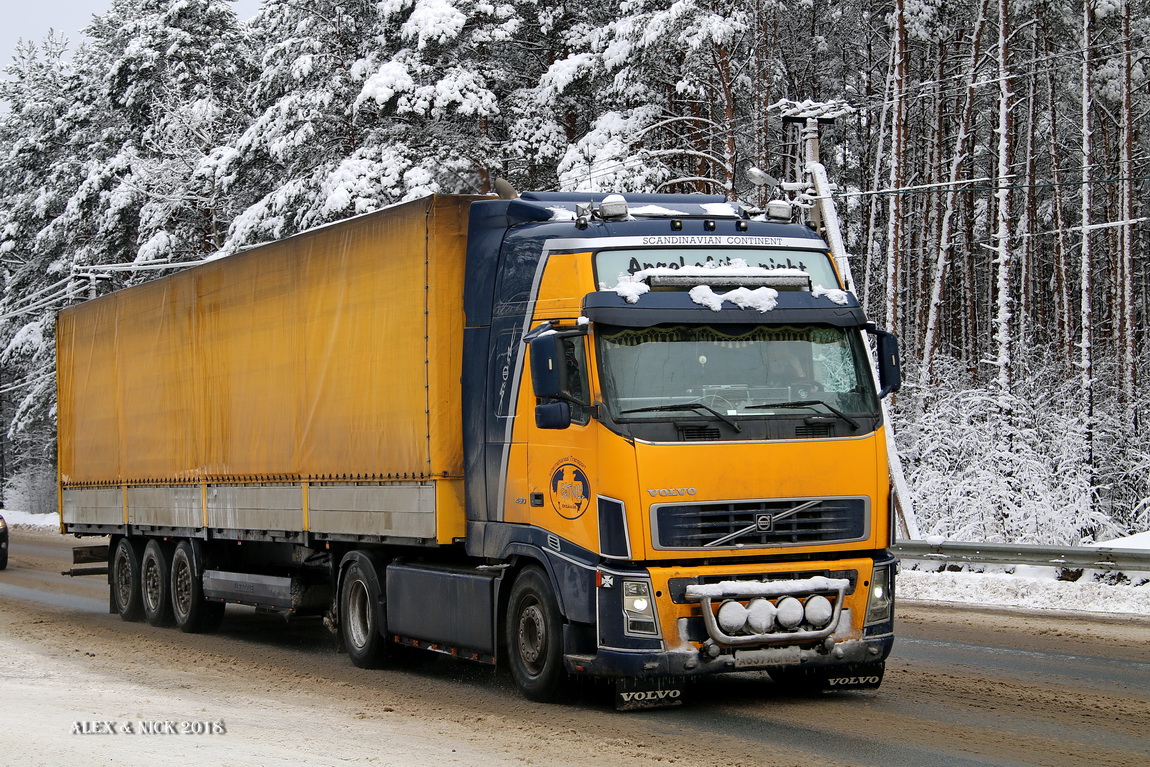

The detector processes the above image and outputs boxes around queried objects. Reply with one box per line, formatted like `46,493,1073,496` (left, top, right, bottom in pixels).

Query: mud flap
614,677,686,711
821,661,885,690
771,661,884,692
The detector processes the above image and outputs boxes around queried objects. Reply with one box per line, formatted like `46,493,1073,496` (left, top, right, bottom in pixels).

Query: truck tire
506,566,568,703
171,541,225,634
141,539,175,627
340,557,388,669
110,537,144,622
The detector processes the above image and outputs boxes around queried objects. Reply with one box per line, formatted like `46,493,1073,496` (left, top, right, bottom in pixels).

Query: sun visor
581,290,868,327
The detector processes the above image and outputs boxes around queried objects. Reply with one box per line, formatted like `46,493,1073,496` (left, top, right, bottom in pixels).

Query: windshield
597,324,879,421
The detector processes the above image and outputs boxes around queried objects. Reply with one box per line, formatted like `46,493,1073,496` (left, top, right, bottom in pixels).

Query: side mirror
535,401,572,430
529,334,567,400
871,328,901,398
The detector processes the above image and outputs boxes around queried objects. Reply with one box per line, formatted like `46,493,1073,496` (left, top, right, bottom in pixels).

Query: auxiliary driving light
717,600,749,634
775,597,804,630
804,595,834,629
746,598,777,633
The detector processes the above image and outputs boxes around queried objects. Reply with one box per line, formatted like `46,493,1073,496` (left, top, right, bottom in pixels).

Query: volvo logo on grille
755,513,774,531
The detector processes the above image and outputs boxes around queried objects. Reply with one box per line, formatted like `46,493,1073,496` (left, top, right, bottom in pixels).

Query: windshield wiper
620,403,741,432
745,400,860,431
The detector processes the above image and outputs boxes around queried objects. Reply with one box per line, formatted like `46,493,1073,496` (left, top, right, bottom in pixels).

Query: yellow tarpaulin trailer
57,195,475,543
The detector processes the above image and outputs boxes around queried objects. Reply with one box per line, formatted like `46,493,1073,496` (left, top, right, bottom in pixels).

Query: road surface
1,527,1146,767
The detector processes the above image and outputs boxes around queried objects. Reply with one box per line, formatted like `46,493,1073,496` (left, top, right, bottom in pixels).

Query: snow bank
2,510,59,528
1087,530,1150,550
897,568,1150,615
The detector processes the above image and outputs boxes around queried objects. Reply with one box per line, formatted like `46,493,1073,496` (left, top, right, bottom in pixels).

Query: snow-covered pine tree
217,0,389,249
0,35,85,499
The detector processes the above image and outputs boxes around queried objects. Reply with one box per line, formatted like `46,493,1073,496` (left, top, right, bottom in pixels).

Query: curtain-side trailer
57,191,902,708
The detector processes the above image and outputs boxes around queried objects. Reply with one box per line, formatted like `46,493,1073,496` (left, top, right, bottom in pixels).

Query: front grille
653,497,868,549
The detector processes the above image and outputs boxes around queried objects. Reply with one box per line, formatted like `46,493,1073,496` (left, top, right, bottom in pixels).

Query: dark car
0,512,7,569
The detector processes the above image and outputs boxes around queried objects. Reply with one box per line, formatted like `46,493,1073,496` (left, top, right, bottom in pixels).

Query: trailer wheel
141,539,175,627
340,558,387,669
111,537,144,622
506,566,568,703
171,541,225,634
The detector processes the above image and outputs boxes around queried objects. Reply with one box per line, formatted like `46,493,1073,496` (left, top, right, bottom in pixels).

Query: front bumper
565,632,893,678
569,554,896,680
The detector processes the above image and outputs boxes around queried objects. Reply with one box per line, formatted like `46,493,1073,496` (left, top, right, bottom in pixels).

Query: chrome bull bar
684,576,851,646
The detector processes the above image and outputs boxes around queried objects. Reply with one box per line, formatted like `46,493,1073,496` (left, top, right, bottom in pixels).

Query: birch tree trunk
918,0,991,387
884,0,908,339
863,41,895,316
1045,40,1075,364
993,0,1014,397
1118,0,1136,419
1080,0,1096,496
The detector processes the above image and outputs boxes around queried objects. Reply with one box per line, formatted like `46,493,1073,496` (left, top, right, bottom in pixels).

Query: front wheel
506,566,568,703
340,557,387,669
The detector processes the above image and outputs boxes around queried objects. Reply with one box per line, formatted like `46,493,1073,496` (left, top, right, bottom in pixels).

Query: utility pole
771,99,921,540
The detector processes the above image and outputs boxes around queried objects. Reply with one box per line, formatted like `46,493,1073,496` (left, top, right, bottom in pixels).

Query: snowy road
1,527,1147,767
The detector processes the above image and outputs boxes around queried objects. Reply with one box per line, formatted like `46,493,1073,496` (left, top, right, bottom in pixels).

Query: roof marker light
765,200,794,221
599,194,628,221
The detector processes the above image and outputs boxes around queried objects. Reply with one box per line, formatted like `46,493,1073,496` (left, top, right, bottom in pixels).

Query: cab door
512,330,601,555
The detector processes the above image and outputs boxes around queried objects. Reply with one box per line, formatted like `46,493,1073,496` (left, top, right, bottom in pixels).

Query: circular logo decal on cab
549,464,591,519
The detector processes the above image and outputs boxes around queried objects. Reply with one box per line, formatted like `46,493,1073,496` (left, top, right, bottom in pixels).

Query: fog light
717,600,748,634
746,598,776,633
776,597,804,630
804,595,834,629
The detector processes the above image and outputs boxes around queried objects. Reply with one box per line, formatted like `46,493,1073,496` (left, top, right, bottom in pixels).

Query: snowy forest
0,0,1146,545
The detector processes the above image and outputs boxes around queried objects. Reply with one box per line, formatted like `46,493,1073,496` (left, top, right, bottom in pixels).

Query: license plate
734,646,801,668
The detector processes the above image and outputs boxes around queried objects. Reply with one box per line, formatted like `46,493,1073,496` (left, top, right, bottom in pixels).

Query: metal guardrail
892,540,1150,572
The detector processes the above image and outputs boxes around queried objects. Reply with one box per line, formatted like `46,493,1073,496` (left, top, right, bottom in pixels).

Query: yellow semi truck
57,191,901,707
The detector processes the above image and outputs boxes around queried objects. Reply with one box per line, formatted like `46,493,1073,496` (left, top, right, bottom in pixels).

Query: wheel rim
516,597,547,675
346,579,372,650
173,556,191,619
114,550,134,609
143,558,162,611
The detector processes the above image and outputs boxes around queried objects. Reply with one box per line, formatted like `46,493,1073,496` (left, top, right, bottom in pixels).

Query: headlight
622,580,660,637
865,564,893,625
0,517,7,531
